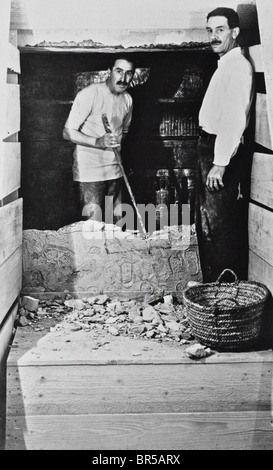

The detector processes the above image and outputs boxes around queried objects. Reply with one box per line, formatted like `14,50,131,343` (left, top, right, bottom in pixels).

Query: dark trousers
76,177,123,223
195,133,250,282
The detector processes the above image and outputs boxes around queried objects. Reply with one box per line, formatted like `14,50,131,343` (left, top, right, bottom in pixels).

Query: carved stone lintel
22,222,202,296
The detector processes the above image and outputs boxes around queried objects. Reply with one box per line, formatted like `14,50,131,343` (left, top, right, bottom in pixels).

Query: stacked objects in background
159,115,198,137
174,64,204,99
158,63,202,138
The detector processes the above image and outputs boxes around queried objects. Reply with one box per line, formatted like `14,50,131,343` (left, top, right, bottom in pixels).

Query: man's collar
217,46,241,67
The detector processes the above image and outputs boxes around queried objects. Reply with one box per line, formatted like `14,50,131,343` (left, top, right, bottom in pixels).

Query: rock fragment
108,326,119,336
105,317,118,324
187,281,202,288
156,303,173,314
17,315,28,327
87,296,98,305
146,329,155,338
142,306,158,322
157,324,168,333
164,320,181,331
131,324,146,335
21,296,39,312
186,343,213,359
128,305,142,321
64,299,85,310
95,295,109,305
163,295,173,304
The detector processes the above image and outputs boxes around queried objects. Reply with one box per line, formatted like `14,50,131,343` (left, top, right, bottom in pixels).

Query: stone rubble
16,292,214,359
185,343,213,359
21,295,40,312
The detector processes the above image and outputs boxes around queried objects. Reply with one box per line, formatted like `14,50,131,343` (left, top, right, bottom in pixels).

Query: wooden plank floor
5,321,273,450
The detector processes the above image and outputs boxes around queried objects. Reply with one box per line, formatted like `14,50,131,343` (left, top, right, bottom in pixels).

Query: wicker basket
183,269,270,351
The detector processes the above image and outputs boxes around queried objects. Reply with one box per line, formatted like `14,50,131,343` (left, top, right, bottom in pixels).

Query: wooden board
250,152,273,209
5,411,273,450
0,302,17,448
248,44,263,72
10,0,257,30
0,199,22,266
8,42,20,73
0,0,12,141
0,359,7,450
0,142,21,200
0,303,17,362
5,84,20,139
248,203,273,266
249,249,273,295
6,361,273,417
0,246,22,324
255,93,273,151
256,0,273,148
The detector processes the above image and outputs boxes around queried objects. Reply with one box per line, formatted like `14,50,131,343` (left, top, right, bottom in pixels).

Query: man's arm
207,59,253,191
63,85,119,150
63,127,118,149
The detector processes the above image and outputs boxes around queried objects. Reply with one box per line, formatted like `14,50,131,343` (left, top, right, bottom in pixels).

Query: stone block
22,221,202,300
21,295,39,312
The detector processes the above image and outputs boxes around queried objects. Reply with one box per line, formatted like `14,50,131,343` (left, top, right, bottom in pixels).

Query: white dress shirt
199,47,254,166
65,82,133,182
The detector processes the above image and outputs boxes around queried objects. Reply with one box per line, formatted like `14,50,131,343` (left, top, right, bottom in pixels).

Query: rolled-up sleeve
213,62,253,166
65,86,95,131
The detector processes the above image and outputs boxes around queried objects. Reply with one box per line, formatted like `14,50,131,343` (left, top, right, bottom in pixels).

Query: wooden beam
249,249,273,295
8,43,20,73
250,152,273,209
0,358,7,450
0,246,22,325
0,142,21,200
248,44,263,72
4,84,20,139
10,0,258,31
6,361,273,416
0,199,22,267
248,202,273,266
0,0,12,141
0,302,17,364
256,0,273,149
5,411,273,450
255,93,273,151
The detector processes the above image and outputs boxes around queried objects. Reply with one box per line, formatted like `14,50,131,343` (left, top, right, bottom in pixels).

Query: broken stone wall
22,222,202,301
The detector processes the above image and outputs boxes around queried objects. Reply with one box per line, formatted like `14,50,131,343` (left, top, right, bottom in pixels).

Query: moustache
117,81,127,86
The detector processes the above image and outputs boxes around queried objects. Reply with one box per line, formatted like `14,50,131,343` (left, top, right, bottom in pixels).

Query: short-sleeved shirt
65,81,133,182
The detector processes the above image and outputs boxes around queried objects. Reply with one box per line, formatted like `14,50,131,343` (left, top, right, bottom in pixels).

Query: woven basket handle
216,269,238,283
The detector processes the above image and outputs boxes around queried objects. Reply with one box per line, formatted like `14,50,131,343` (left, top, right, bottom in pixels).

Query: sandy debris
16,292,214,359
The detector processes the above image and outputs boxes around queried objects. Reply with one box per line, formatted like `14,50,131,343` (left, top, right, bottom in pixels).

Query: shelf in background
19,46,212,54
157,98,201,104
144,135,199,141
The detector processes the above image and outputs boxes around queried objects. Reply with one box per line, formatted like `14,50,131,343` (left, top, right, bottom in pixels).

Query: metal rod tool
102,114,147,237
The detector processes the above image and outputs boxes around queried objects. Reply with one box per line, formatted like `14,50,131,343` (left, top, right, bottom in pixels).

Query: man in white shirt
63,56,134,223
196,7,254,281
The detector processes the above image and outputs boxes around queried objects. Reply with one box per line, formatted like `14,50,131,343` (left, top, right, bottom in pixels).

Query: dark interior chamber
19,49,217,230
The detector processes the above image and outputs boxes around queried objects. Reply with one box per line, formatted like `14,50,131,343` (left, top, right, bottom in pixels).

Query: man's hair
109,55,135,72
207,7,240,29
